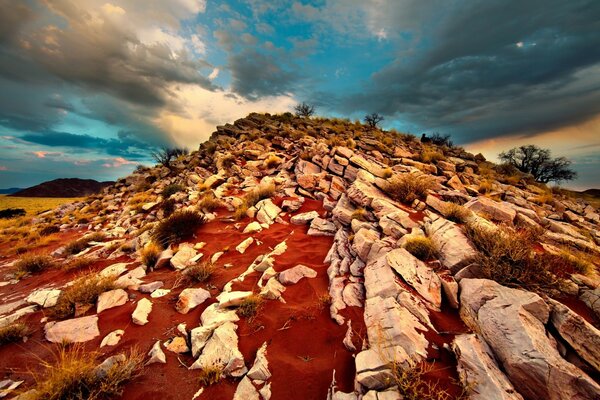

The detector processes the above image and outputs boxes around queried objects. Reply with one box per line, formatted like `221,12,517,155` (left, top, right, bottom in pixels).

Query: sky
0,0,599,190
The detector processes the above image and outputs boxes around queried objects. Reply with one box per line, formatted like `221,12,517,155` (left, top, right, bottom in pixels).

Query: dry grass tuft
263,154,283,169
0,322,28,345
389,361,467,400
442,203,472,224
29,345,143,400
140,242,161,269
237,295,263,320
64,233,106,256
162,183,185,198
384,173,435,204
478,179,494,194
198,365,224,386
403,237,437,261
151,210,206,248
233,181,276,221
418,149,446,164
179,262,215,287
197,193,222,212
16,254,56,274
48,274,115,320
351,208,368,221
62,257,97,272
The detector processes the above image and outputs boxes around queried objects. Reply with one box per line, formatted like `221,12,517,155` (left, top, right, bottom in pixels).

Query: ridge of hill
0,112,599,400
9,178,113,198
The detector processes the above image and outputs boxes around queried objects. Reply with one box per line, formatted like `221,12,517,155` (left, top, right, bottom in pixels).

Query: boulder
352,228,380,262
155,248,173,269
233,376,260,400
247,342,271,381
307,217,337,236
190,321,246,376
132,298,152,325
347,179,386,208
464,197,516,224
217,291,253,308
580,288,600,319
176,288,210,314
45,315,99,343
26,289,61,308
426,218,477,273
278,265,317,285
256,199,281,225
332,194,356,226
170,245,197,270
97,289,128,313
290,211,320,225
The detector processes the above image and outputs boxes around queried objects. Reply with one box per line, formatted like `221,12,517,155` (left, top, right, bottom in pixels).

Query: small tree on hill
294,102,315,118
364,113,384,128
151,147,189,169
498,145,577,183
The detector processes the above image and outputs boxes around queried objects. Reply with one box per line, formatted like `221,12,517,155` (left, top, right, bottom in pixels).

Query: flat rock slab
278,265,317,285
290,211,320,225
217,291,253,308
26,289,61,308
97,289,128,313
100,329,124,347
426,218,477,273
45,315,100,343
464,196,516,224
176,288,211,314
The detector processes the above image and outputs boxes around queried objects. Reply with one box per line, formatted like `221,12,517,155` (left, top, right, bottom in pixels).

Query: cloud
29,151,63,159
0,165,7,171
102,157,138,168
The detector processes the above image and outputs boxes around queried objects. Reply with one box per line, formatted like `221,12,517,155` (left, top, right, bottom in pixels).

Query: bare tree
294,102,315,118
364,113,384,128
499,145,577,183
151,147,189,169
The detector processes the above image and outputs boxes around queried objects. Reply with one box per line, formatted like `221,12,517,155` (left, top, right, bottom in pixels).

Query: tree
294,102,315,118
364,113,384,128
151,147,189,169
498,145,577,183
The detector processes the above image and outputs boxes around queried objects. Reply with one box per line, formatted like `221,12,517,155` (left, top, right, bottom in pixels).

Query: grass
48,274,116,320
263,154,283,169
403,237,437,261
198,365,224,386
39,225,60,236
418,149,446,163
151,210,206,248
64,232,106,256
441,203,471,224
389,361,467,400
351,208,368,221
384,173,435,204
237,295,263,320
140,242,161,269
162,183,185,198
15,254,56,274
197,193,222,212
465,223,559,293
29,345,143,400
478,180,494,194
178,261,215,287
0,322,28,345
233,181,276,221
62,257,97,272
381,168,394,178
0,195,83,216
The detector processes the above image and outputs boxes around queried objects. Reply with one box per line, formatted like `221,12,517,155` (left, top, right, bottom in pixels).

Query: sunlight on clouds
102,157,138,168
101,3,126,16
155,84,297,148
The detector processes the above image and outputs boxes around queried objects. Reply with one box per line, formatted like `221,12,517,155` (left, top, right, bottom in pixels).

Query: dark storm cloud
0,1,33,44
336,0,600,143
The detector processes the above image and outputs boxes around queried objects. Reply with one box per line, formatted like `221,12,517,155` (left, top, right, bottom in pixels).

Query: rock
45,315,99,343
99,262,128,277
26,289,61,308
452,334,524,400
236,237,254,254
363,255,402,300
147,340,166,364
342,282,365,307
176,288,211,314
349,154,387,178
460,278,600,400
191,321,246,376
233,376,260,400
247,342,271,381
97,289,128,313
132,298,152,325
150,289,170,298
243,221,263,233
352,228,380,262
549,299,600,373
260,277,286,301
332,194,356,225
464,197,516,223
343,320,357,352
94,354,126,379
290,210,320,225
217,291,253,307
155,248,173,269
170,245,197,270
580,288,600,319
355,348,398,390
256,199,281,225
100,329,124,347
165,337,189,353
386,248,442,310
347,179,386,208
0,379,23,398
138,281,164,294
426,218,477,273
308,217,337,236
438,273,459,309
282,198,304,212
278,265,317,285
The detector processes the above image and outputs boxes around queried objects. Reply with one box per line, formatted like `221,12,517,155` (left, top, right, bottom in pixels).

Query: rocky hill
9,178,112,198
0,113,599,400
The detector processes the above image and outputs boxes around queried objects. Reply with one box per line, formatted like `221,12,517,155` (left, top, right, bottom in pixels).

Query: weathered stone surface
100,329,124,347
464,196,516,223
97,289,128,313
386,248,442,310
352,228,380,262
460,278,600,400
243,221,263,233
45,315,99,343
256,199,282,225
155,248,173,269
307,217,337,236
290,211,320,225
165,336,189,353
349,154,387,178
580,288,600,319
99,262,128,277
233,376,260,400
26,289,61,308
278,265,317,285
138,281,163,294
191,321,245,376
147,340,166,364
236,237,254,254
452,334,524,400
332,194,356,225
347,179,386,208
438,273,459,309
363,254,401,300
342,282,364,307
217,291,253,307
176,288,210,314
426,218,477,273
132,298,152,325
170,245,197,270
247,342,271,381
549,299,600,373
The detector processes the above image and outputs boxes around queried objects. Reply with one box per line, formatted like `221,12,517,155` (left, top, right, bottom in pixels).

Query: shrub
198,365,224,386
161,198,176,217
233,203,249,221
351,208,368,221
478,180,494,194
48,274,115,320
181,261,215,285
39,225,60,236
389,361,466,400
419,149,445,163
465,223,559,292
244,181,276,208
197,193,222,212
62,257,97,272
151,210,206,248
140,242,161,269
384,174,435,204
29,345,142,400
16,255,56,274
442,203,471,224
381,168,394,179
162,183,184,198
64,233,106,256
0,208,26,219
237,295,263,320
403,237,437,261
0,322,28,345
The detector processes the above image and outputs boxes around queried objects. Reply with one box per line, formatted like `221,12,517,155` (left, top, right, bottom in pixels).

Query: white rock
176,288,210,314
164,337,189,354
99,262,129,277
236,237,254,254
290,211,320,225
278,265,317,285
138,281,163,294
45,315,99,343
247,342,271,381
26,289,61,308
147,340,166,364
150,289,170,298
170,245,197,270
97,289,128,313
233,376,260,400
100,329,124,347
132,298,152,325
217,291,253,308
426,218,478,273
243,221,263,233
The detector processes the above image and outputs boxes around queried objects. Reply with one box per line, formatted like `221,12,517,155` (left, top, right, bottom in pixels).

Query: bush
151,210,206,248
140,242,161,269
181,261,215,285
39,225,60,236
478,180,494,194
62,257,97,272
403,237,437,261
263,154,283,169
389,360,466,400
0,208,26,219
16,255,55,274
161,198,176,217
442,203,471,224
0,322,28,345
48,274,115,320
197,193,222,212
64,233,106,256
465,223,559,292
384,174,435,204
351,208,368,221
162,184,184,198
29,345,142,400
419,149,445,163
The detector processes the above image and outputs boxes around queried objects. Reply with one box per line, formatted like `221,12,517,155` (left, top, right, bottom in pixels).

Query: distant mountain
0,187,22,194
582,188,600,198
9,178,113,198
